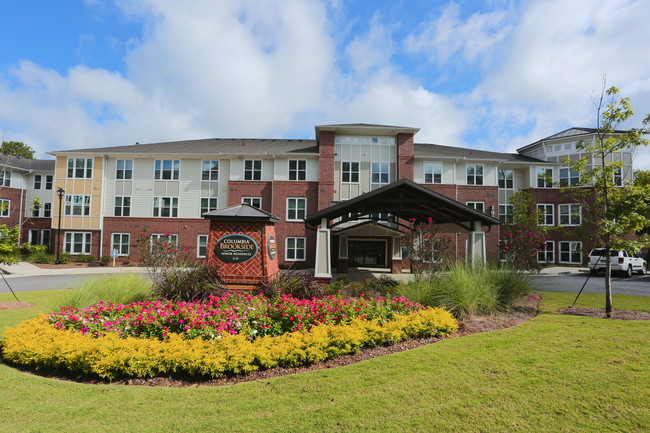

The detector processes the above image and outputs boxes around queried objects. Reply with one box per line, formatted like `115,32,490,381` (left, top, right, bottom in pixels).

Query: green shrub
29,250,54,264
487,265,531,305
20,244,47,256
54,274,153,310
100,255,110,264
75,255,88,263
327,275,399,298
87,255,97,263
59,252,72,264
152,262,226,301
258,271,323,300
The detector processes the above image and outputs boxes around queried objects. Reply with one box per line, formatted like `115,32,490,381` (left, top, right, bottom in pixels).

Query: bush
4,308,458,380
53,274,152,310
488,265,531,305
29,250,54,264
58,252,72,264
75,255,88,263
152,262,226,301
86,255,97,263
258,271,323,299
100,255,110,264
327,275,400,298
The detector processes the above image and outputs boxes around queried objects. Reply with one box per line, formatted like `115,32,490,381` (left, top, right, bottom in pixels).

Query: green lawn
1,290,648,433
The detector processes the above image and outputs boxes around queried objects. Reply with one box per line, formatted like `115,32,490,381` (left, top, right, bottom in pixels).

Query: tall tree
565,83,650,317
1,141,35,159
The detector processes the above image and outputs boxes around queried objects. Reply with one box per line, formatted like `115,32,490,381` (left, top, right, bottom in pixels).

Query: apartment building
0,124,633,269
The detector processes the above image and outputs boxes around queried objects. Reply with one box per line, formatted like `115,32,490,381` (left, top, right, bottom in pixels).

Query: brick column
317,130,335,211
396,132,415,180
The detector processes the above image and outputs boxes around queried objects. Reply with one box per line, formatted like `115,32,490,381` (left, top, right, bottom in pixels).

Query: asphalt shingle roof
0,153,55,171
414,143,545,163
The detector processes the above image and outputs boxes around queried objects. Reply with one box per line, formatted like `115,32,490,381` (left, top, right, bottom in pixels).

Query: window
499,204,513,224
559,241,582,264
467,164,484,185
45,175,53,190
286,237,306,261
151,233,178,246
537,241,555,263
371,162,389,184
114,196,131,217
0,171,11,187
341,162,360,183
424,162,442,184
0,199,11,217
64,195,90,216
287,198,307,221
154,160,180,180
499,240,509,261
67,158,93,179
244,160,262,181
111,233,130,256
559,168,580,187
202,160,219,181
466,201,485,213
242,197,262,208
197,234,208,258
116,160,133,180
289,160,306,181
33,174,53,190
43,203,51,218
41,229,50,246
613,167,622,186
28,229,39,245
537,168,553,188
559,204,581,226
153,197,178,217
34,174,42,189
200,198,218,215
537,204,554,226
498,169,513,189
65,232,92,255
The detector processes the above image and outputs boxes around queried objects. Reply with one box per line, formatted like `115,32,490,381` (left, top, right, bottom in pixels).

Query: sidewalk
0,261,148,277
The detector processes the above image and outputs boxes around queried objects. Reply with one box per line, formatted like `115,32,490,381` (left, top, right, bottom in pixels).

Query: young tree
0,141,35,159
565,84,650,317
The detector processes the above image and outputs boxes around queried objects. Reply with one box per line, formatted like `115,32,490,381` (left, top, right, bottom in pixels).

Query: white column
468,221,486,266
314,217,331,278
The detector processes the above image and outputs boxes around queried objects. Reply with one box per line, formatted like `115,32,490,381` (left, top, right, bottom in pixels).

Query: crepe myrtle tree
400,217,452,276
563,83,650,317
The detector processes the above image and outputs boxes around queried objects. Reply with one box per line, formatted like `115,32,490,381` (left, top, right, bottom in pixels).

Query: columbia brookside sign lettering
215,234,258,263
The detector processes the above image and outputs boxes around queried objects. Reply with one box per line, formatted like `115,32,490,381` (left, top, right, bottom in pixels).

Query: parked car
588,248,647,277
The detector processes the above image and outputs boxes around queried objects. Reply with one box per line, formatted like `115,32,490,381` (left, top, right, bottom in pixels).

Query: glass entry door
348,240,386,267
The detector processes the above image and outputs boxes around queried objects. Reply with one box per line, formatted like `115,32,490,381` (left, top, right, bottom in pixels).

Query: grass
0,290,649,432
52,274,152,310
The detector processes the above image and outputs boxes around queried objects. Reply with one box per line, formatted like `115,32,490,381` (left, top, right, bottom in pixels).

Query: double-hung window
116,160,133,180
498,169,513,189
111,233,130,256
287,198,306,221
65,195,90,216
559,168,580,187
613,167,623,186
559,204,581,226
499,204,513,224
467,164,484,185
0,199,9,217
154,160,180,180
202,161,219,181
537,241,555,263
200,198,218,215
341,162,359,183
67,158,93,178
43,202,51,218
114,196,131,217
286,237,306,261
244,160,262,180
151,233,178,249
559,241,582,264
424,162,442,184
65,232,92,255
466,201,485,213
34,175,42,189
371,162,389,185
0,171,11,187
153,197,178,217
197,235,208,258
242,197,262,208
537,204,554,226
537,168,553,188
288,160,306,181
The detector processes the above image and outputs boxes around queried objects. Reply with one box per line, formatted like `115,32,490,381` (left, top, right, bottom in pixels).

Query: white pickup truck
588,248,647,277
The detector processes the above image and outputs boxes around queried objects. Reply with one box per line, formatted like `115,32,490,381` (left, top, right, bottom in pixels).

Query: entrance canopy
305,178,501,232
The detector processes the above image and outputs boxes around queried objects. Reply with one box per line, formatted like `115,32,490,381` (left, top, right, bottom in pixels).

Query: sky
1,0,649,167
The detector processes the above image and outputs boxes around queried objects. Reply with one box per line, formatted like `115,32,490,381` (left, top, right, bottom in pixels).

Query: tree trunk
605,251,613,318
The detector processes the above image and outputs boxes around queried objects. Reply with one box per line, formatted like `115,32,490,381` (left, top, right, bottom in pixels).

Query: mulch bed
557,307,650,321
0,301,34,310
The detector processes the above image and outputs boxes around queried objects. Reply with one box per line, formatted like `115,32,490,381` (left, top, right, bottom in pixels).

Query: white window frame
111,233,130,256
242,197,262,208
0,171,11,187
288,159,307,181
286,198,307,221
613,167,623,186
559,204,582,226
341,161,360,184
202,160,219,181
28,229,39,245
498,169,513,189
154,160,180,180
67,158,93,179
200,197,218,216
114,196,131,217
537,204,554,226
65,232,92,255
537,168,553,188
499,204,513,224
466,201,485,213
152,196,179,218
0,199,10,217
559,167,580,187
33,174,42,189
197,234,208,258
371,162,390,185
559,241,582,264
43,202,51,218
467,164,484,185
498,239,509,262
424,162,442,184
64,195,91,216
244,159,262,181
116,159,133,180
151,233,178,247
44,175,53,190
40,229,51,246
537,241,555,263
285,237,306,261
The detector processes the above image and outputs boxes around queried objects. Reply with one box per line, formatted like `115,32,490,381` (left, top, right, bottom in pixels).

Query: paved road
0,274,145,293
529,272,650,297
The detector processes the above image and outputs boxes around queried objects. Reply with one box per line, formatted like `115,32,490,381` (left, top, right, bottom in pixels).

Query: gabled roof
315,123,420,136
305,178,500,232
0,153,55,172
49,138,318,156
202,203,280,222
517,127,628,153
414,143,545,163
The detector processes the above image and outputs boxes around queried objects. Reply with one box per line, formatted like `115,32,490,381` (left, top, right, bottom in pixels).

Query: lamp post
55,187,65,264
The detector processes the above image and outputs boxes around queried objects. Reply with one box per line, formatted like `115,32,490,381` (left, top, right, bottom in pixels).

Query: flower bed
1,294,458,380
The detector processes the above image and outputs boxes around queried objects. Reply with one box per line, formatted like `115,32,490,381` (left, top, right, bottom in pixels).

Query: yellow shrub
2,308,457,380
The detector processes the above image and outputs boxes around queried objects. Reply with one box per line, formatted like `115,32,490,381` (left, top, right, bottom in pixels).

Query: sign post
111,249,119,267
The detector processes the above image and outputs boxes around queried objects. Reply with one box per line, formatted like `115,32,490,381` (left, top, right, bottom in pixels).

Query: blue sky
1,0,650,167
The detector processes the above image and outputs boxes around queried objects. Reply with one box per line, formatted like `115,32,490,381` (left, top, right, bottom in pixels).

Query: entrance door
348,240,386,267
